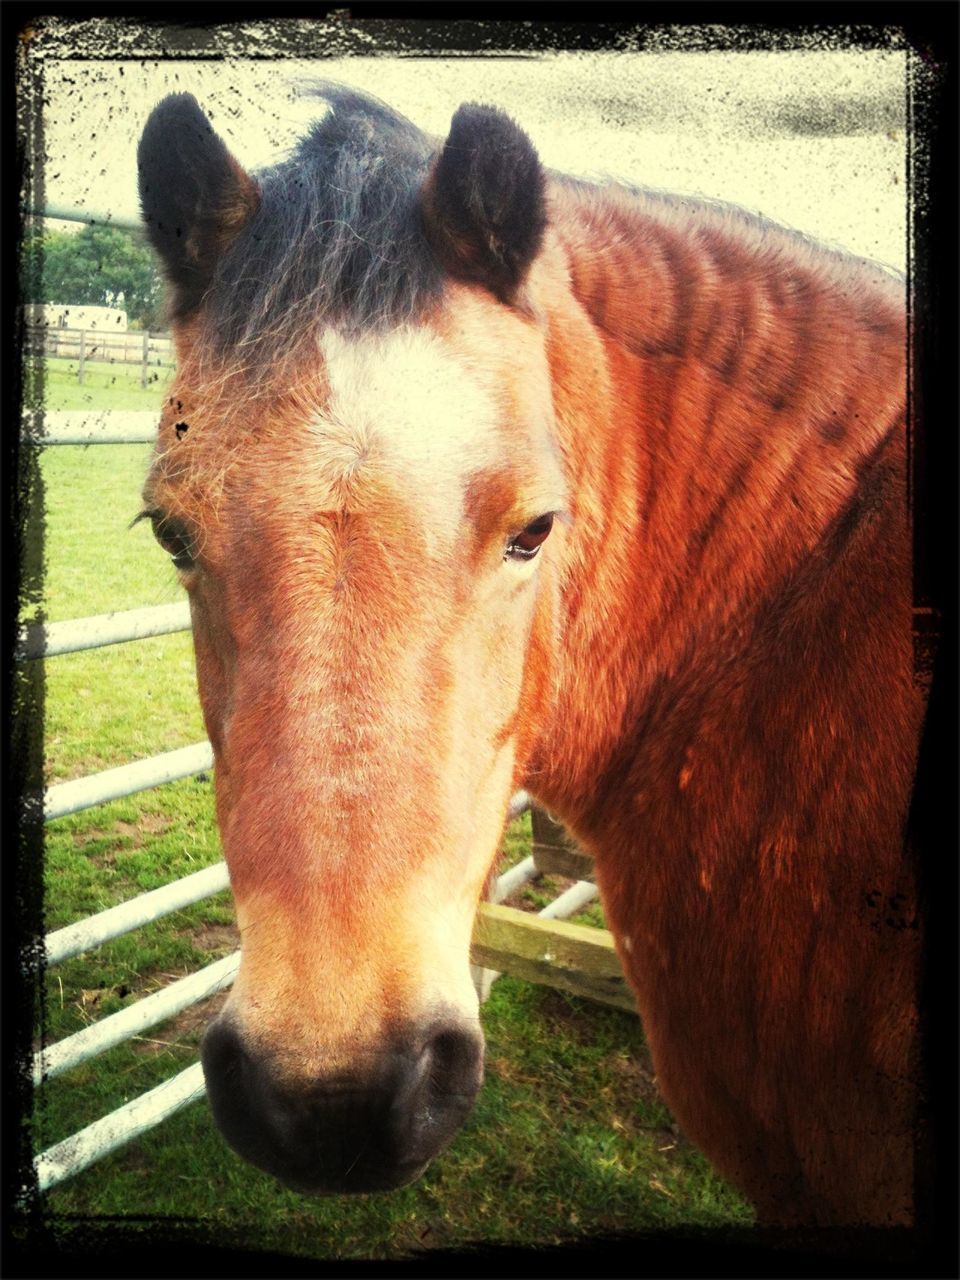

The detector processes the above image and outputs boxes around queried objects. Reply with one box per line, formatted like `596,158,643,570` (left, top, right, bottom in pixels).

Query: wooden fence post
77,329,86,385
141,331,149,388
531,807,595,881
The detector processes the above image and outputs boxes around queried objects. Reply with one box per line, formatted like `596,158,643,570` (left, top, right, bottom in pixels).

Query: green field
30,428,751,1259
27,355,175,413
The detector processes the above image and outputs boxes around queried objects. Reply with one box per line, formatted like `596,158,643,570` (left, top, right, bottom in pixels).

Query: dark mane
204,85,445,359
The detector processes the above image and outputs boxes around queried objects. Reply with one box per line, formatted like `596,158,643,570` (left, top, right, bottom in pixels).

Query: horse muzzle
199,1012,484,1193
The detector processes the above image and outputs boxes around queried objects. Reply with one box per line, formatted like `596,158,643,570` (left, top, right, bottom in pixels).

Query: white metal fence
26,423,597,1195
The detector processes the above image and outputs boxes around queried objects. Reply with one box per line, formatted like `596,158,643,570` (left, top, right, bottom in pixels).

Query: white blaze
315,327,504,537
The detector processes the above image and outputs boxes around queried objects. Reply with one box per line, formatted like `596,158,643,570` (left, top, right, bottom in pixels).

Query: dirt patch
138,812,174,835
71,826,110,847
113,820,144,846
608,1047,657,1090
111,1144,150,1174
608,1052,677,1115
125,928,238,1057
88,848,120,868
605,1052,686,1145
129,988,231,1056
486,1054,543,1088
534,987,637,1044
87,843,138,869
644,1126,684,1151
112,813,174,848
77,815,175,858
186,922,239,954
501,875,578,914
77,826,150,866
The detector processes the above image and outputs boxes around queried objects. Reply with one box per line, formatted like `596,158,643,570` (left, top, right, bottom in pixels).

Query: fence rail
29,406,615,1197
21,409,159,446
27,203,143,232
28,324,174,390
44,741,214,822
35,1062,208,1193
27,325,174,367
34,952,240,1085
17,602,191,661
43,861,231,968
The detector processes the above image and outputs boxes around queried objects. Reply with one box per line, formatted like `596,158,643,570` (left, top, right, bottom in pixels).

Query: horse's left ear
421,104,547,304
138,93,260,319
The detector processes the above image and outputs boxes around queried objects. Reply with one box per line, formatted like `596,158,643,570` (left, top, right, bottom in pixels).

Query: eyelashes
133,509,196,571
504,513,554,562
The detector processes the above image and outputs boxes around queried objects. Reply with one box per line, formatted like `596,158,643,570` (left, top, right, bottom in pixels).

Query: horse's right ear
138,93,259,319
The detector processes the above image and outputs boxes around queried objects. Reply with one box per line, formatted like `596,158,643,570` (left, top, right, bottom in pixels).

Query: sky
24,24,909,272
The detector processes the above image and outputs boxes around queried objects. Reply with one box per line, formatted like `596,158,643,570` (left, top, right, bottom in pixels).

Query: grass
28,396,752,1260
27,356,175,413
37,445,203,783
40,980,747,1259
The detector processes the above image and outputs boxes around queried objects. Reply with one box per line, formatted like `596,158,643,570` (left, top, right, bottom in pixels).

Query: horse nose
199,1014,484,1193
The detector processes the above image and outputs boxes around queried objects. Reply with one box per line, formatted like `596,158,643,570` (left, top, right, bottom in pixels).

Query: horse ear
138,93,259,319
421,104,547,303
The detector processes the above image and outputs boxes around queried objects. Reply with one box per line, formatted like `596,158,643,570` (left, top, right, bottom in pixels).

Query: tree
29,224,166,330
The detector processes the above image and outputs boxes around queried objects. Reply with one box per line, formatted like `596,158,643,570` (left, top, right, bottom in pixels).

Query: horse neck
530,181,909,814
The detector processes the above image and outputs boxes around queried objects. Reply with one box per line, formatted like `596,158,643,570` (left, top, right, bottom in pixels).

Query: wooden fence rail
26,325,174,386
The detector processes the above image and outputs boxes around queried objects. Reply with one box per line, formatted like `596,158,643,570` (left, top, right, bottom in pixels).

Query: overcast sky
28,28,907,270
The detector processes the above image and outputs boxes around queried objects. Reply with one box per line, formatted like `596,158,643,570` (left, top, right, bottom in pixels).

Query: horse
136,84,925,1228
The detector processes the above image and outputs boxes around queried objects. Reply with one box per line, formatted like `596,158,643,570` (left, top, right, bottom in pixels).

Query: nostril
418,1023,484,1102
200,1017,262,1144
201,1016,245,1081
385,1020,483,1171
429,1028,479,1092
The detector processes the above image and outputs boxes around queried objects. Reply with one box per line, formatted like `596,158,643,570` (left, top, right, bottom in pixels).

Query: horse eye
505,513,554,562
150,514,195,570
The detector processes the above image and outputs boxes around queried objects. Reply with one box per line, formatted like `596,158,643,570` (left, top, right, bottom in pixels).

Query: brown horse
137,86,924,1226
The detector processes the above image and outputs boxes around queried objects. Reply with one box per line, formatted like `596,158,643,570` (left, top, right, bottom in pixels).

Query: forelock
201,86,446,367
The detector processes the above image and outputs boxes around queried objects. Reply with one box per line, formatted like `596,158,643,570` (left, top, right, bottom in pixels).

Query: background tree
29,224,166,330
